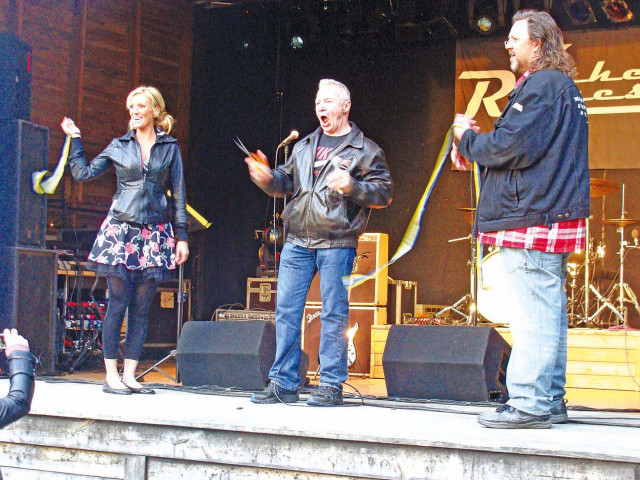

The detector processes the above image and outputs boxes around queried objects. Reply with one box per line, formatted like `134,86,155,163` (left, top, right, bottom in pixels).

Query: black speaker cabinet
0,33,32,121
0,247,58,373
383,325,510,402
0,119,49,247
177,320,309,389
177,320,276,389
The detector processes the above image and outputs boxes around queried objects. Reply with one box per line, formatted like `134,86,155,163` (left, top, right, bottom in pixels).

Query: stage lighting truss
563,0,597,24
467,0,507,35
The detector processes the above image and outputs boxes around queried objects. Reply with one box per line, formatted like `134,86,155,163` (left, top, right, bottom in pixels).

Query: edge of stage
1,377,639,479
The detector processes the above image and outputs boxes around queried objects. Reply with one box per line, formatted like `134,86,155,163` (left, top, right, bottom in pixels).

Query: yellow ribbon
343,127,455,289
32,135,71,195
166,190,212,229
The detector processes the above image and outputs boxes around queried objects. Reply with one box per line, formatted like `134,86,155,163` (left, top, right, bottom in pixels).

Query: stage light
290,36,304,49
467,0,506,35
601,0,634,22
476,13,497,32
563,0,597,24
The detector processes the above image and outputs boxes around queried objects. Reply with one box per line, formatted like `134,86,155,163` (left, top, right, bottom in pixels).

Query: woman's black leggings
102,275,160,360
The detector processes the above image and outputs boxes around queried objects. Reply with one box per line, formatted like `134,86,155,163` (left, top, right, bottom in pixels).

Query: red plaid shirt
478,218,586,253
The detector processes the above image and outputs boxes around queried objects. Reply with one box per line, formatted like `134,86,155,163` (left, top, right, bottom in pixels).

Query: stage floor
1,368,640,479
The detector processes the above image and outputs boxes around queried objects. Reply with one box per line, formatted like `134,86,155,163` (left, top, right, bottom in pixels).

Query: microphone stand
136,263,187,383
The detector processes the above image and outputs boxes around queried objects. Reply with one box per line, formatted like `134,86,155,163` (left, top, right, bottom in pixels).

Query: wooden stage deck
1,370,640,479
1,326,639,479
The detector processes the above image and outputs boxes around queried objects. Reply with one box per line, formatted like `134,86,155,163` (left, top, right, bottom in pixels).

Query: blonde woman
61,86,188,395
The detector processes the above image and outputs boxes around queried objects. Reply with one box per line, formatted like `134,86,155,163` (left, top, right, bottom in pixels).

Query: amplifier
216,309,275,322
306,232,388,306
302,305,387,375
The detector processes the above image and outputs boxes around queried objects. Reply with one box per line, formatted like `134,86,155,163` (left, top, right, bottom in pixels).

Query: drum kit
441,177,640,328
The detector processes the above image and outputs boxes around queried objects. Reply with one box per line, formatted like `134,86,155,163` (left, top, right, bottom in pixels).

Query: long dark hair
513,10,577,79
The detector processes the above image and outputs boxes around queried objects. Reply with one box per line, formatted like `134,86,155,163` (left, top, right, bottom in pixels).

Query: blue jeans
498,247,569,416
269,242,356,391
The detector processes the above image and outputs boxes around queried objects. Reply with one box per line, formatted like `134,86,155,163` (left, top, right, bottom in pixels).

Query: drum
476,248,515,324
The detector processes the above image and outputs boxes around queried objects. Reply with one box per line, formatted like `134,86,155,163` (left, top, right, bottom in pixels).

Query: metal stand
435,233,477,324
588,185,640,328
136,263,187,382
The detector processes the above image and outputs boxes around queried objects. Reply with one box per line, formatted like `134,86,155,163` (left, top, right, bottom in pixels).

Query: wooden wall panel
0,0,193,231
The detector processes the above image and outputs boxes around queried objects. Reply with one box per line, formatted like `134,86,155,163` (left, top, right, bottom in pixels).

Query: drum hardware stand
136,263,187,383
435,233,478,324
588,185,640,328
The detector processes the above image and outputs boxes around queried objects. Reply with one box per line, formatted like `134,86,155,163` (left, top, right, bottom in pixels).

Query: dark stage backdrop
188,9,473,321
189,10,640,328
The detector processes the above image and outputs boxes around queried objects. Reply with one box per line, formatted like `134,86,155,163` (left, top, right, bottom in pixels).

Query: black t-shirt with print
314,133,348,179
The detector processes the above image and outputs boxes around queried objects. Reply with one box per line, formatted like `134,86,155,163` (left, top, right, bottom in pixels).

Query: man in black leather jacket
246,79,392,406
1,328,35,429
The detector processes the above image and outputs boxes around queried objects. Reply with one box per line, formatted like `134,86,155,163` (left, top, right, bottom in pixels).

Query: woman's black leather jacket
68,130,189,241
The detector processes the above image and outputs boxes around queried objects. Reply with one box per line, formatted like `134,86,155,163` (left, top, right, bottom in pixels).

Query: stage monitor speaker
177,320,308,389
383,325,510,402
0,247,58,373
0,33,32,121
0,119,49,247
177,320,275,389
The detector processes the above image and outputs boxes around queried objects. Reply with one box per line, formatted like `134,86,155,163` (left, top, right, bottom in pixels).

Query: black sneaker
306,385,343,406
250,382,299,404
478,404,551,429
550,400,569,424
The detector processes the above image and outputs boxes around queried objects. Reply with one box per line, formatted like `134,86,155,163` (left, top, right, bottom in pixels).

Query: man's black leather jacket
265,122,393,249
68,130,189,241
0,350,35,429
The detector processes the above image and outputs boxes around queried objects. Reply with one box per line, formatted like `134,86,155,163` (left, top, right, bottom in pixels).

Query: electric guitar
347,322,359,368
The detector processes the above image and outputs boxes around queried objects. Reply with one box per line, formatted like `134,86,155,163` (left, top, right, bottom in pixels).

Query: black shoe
478,404,551,429
306,385,343,406
102,383,132,395
550,400,569,424
250,382,299,404
124,383,155,395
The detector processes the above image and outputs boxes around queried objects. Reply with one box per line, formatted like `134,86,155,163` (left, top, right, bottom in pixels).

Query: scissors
234,137,269,173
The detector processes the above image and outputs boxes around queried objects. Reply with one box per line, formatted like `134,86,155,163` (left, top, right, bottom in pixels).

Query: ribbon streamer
166,190,212,229
343,127,456,289
32,134,71,195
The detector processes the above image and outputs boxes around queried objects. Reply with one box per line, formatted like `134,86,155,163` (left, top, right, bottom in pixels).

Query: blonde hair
318,79,351,102
513,10,577,79
126,86,176,134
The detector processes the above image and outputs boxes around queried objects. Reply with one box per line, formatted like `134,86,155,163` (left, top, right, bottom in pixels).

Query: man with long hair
451,10,590,428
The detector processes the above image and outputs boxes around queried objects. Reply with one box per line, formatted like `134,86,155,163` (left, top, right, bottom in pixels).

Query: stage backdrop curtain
455,26,640,170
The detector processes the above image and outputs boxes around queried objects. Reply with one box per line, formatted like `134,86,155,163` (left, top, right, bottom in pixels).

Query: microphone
278,130,299,148
632,228,639,246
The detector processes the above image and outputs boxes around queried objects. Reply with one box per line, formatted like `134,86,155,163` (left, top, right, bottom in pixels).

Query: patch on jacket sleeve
512,103,523,112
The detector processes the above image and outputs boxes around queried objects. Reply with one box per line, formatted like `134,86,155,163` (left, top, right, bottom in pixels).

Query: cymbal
591,178,620,197
601,217,640,227
456,207,476,212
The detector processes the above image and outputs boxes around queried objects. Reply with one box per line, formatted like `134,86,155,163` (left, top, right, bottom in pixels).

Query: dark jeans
102,274,160,360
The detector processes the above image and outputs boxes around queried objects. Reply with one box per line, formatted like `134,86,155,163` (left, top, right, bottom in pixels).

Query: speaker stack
0,35,58,373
